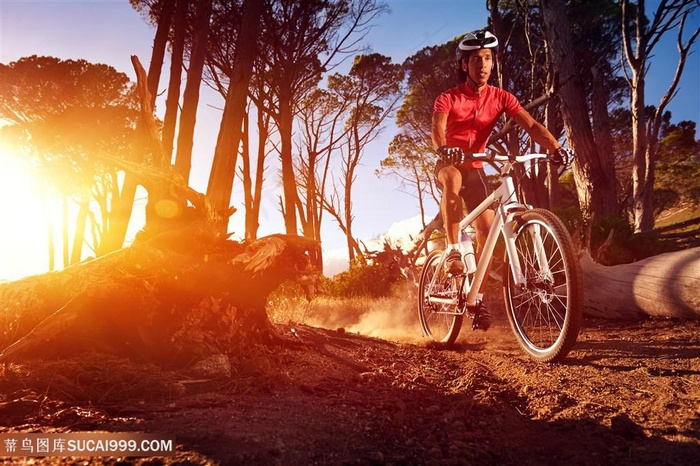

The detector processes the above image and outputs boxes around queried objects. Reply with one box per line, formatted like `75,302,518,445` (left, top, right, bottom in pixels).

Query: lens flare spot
154,199,180,219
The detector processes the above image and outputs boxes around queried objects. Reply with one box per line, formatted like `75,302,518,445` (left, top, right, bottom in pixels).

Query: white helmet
456,30,499,61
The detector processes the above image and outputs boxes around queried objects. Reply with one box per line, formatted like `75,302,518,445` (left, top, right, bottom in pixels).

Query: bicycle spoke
418,250,464,345
504,209,582,362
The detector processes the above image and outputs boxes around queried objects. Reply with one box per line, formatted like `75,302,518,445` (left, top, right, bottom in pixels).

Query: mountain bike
414,150,583,363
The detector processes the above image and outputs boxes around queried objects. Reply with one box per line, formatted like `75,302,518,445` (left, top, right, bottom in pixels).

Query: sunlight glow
0,140,52,282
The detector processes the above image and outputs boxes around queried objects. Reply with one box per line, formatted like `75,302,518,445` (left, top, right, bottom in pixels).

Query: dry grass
655,205,700,229
267,283,424,343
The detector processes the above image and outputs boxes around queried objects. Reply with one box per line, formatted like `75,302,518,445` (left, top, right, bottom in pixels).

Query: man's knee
475,210,494,231
438,166,462,191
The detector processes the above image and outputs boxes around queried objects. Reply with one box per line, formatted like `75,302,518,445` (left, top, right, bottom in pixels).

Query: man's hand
551,147,574,166
437,146,464,165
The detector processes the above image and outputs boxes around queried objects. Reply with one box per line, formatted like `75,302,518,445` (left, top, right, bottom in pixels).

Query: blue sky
1,0,698,279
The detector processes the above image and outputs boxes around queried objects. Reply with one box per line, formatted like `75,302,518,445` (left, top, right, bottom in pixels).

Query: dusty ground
1,296,698,466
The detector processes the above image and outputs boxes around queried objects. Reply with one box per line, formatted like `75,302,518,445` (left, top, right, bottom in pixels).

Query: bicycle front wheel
418,250,463,346
503,209,583,362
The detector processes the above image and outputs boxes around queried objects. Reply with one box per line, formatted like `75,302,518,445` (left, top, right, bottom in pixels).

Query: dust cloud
306,296,426,343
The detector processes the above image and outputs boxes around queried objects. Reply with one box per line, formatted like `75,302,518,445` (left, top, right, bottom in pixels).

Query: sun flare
0,140,53,281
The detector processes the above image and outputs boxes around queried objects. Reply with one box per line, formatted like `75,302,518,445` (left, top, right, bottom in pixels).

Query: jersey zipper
470,91,481,148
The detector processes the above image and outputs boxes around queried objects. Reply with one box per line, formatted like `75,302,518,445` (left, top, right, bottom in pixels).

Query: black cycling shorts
434,161,490,212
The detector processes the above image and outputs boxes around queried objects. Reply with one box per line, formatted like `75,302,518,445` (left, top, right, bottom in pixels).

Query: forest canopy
0,0,698,277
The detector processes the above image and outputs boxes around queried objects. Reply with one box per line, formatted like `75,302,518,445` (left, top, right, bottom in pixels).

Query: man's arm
512,108,560,152
431,112,448,149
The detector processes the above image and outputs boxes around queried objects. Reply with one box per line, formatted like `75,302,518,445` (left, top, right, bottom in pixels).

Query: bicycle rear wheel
418,250,463,345
503,209,583,362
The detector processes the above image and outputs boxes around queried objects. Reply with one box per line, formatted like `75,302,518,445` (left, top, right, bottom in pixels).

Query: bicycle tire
503,209,583,362
418,249,463,345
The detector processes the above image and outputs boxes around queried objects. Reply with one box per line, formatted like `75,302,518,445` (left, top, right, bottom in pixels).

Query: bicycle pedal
471,312,491,331
470,302,491,331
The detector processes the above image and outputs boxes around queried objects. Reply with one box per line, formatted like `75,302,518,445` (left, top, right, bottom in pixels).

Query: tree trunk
245,104,269,241
173,0,213,183
630,68,650,232
130,55,196,235
590,65,616,185
344,136,358,262
545,93,561,209
62,197,69,268
146,0,176,109
206,0,263,229
241,112,254,239
625,1,700,232
540,0,619,225
279,96,299,235
70,190,90,265
581,248,700,319
46,204,55,272
161,0,187,162
101,174,138,254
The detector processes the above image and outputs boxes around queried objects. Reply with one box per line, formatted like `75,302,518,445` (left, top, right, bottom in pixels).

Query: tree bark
70,190,90,265
279,95,299,235
622,0,700,232
540,0,619,225
173,0,213,183
146,0,176,109
245,102,270,241
62,197,69,268
206,0,263,229
0,233,320,365
581,248,700,319
101,174,138,254
590,65,616,184
161,0,187,162
624,0,657,234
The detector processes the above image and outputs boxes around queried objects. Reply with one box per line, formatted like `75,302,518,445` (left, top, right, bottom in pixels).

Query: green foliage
551,204,583,237
589,214,637,263
377,40,457,204
653,188,681,217
655,120,700,209
0,55,140,180
267,258,407,324
548,171,582,232
0,55,143,260
325,257,403,298
544,171,691,264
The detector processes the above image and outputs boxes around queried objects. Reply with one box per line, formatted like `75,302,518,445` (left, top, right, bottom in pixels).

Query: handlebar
471,152,549,163
437,146,573,167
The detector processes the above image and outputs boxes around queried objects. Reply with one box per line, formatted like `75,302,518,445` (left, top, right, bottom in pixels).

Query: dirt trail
2,308,698,465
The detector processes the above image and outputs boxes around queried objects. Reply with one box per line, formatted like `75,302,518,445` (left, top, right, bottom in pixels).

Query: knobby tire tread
503,208,583,363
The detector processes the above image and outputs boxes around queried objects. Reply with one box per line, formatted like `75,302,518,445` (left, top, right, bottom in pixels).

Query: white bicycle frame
427,153,552,310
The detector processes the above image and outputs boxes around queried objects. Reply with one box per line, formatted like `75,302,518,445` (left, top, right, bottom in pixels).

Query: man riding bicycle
431,30,571,330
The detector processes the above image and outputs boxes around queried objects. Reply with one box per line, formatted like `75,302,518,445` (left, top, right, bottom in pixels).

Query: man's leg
437,165,463,244
437,166,464,274
474,208,495,288
462,167,496,287
462,168,493,331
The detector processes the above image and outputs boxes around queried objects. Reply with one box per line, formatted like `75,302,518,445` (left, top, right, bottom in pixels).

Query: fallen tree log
581,247,700,319
403,214,700,320
0,231,319,366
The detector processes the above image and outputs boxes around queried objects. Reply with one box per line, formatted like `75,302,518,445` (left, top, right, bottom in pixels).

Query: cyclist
431,30,570,330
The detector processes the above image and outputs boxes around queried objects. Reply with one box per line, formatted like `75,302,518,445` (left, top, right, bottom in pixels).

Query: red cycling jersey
434,83,522,168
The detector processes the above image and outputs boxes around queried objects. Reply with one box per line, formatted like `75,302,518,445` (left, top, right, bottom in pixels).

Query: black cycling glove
437,146,464,165
551,147,574,165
